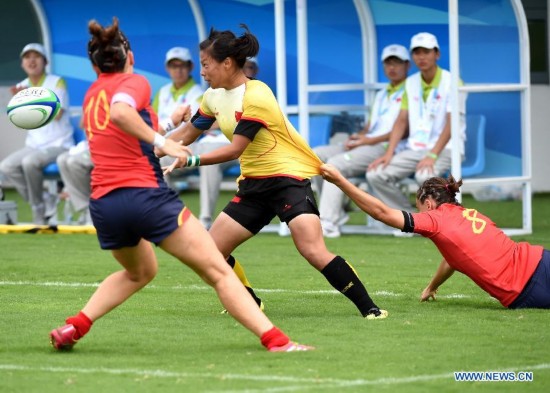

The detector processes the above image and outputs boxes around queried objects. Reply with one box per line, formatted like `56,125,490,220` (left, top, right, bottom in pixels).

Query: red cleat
268,341,315,352
50,324,78,350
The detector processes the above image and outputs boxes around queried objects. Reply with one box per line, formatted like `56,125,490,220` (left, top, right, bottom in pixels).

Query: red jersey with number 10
412,204,543,307
83,73,164,199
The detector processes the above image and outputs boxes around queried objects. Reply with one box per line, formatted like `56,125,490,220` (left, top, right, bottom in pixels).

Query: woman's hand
320,163,345,185
420,286,438,302
171,104,192,128
162,154,189,175
416,155,436,174
368,152,392,171
158,139,192,171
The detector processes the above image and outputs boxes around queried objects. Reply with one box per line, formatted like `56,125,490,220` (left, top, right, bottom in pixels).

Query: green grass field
1,189,549,392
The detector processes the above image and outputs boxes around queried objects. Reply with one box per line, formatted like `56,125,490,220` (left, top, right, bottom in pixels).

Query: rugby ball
7,87,61,129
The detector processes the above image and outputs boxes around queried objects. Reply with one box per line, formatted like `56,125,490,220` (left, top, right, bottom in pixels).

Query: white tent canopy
278,0,532,236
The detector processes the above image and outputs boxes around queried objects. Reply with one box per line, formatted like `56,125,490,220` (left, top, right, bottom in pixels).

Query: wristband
186,155,201,167
426,152,438,160
161,119,175,133
153,133,166,148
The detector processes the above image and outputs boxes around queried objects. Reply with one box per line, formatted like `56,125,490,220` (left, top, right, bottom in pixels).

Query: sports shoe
365,307,388,320
392,230,414,238
269,341,315,352
44,191,59,225
278,222,291,237
336,213,350,226
321,220,341,238
50,324,78,350
31,203,46,225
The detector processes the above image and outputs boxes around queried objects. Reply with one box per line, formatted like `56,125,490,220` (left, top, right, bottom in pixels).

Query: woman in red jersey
320,163,550,309
49,17,313,353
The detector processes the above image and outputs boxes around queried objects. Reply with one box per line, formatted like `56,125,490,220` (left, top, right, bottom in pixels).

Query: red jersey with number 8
412,204,543,307
83,73,163,199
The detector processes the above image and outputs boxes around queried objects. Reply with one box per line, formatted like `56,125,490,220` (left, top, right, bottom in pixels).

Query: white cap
381,44,410,62
410,32,439,51
165,47,192,65
246,56,258,65
20,43,47,61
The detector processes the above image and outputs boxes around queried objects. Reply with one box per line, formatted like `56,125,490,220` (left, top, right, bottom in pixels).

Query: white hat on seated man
410,32,439,51
20,43,48,62
165,47,192,65
381,44,410,62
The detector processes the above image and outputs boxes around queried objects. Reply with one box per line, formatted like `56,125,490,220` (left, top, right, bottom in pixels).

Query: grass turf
0,188,549,392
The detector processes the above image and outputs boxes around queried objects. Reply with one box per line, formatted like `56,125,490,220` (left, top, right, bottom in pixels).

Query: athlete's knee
126,262,158,284
414,169,433,185
326,154,344,166
21,156,40,171
366,169,382,184
297,243,330,269
56,152,67,166
199,259,233,288
0,162,8,176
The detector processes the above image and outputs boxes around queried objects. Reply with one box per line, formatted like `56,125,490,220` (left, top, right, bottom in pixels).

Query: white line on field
237,363,550,392
1,363,548,391
0,280,471,299
0,280,100,288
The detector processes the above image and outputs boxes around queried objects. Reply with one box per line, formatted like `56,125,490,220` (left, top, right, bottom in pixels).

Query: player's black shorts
90,187,189,249
222,176,319,234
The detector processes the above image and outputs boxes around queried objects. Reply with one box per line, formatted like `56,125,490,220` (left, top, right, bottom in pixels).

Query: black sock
227,254,236,268
245,286,263,307
321,256,377,317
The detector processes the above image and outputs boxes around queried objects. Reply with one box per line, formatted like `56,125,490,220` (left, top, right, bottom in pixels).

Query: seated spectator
153,46,204,189
243,56,259,78
367,32,467,211
0,43,73,224
56,139,93,225
313,44,410,237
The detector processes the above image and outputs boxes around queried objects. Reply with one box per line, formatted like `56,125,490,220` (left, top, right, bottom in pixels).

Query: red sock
260,326,289,350
65,311,93,340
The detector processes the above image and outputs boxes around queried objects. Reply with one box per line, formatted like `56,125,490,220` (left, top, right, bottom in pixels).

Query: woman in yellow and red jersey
167,24,387,320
